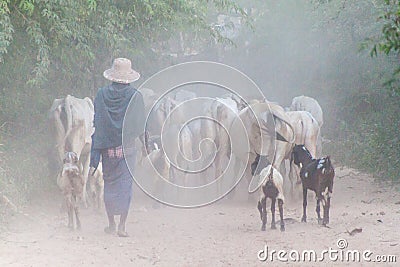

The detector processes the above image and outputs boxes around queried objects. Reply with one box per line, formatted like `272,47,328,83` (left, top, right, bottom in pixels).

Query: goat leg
316,199,322,224
270,198,277,230
278,199,285,232
322,196,331,226
301,187,308,223
66,196,74,229
73,195,81,230
261,197,267,231
257,200,263,220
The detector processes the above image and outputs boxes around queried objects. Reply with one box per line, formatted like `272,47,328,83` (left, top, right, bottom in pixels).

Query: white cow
201,97,239,191
139,124,193,204
137,94,189,170
174,89,196,102
285,110,320,194
229,101,295,198
286,111,319,158
140,88,159,114
290,95,323,157
49,95,94,207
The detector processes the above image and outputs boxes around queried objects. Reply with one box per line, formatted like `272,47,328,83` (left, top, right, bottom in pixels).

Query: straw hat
103,58,140,83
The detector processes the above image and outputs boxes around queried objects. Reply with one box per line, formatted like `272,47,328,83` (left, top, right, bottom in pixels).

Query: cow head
251,152,271,176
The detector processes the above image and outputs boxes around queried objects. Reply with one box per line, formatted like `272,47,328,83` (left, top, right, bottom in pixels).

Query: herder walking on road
90,58,146,237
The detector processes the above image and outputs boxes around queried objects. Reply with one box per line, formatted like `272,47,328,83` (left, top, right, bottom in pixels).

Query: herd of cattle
48,89,334,232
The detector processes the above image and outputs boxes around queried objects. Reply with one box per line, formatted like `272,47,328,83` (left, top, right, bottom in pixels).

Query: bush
325,91,400,181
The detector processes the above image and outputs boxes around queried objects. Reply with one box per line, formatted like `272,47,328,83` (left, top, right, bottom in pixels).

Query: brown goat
57,152,84,229
292,145,334,226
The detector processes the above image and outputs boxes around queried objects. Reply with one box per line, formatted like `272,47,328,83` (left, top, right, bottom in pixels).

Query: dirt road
1,167,399,266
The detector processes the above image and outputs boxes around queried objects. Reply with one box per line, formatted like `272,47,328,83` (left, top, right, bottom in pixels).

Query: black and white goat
252,154,285,232
291,144,334,226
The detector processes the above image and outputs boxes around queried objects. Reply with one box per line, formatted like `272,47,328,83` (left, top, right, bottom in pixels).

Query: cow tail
268,166,274,181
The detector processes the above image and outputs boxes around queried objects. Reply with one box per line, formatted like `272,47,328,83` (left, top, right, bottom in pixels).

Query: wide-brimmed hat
103,58,140,83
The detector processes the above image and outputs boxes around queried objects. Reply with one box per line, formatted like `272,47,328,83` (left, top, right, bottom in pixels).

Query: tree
369,0,400,94
0,0,246,132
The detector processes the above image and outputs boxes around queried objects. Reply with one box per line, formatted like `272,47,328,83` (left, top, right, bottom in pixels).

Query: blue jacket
90,82,145,170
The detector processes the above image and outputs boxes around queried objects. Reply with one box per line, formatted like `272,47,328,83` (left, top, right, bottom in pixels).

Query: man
90,58,146,237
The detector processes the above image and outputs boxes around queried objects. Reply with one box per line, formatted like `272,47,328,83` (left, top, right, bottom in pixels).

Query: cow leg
288,162,296,199
278,199,285,231
316,132,322,158
88,174,97,210
290,163,301,186
246,166,257,202
270,197,277,230
81,152,90,208
316,198,322,224
214,153,223,195
226,156,246,201
301,186,308,223
169,165,179,200
323,196,331,225
182,167,189,202
98,184,104,210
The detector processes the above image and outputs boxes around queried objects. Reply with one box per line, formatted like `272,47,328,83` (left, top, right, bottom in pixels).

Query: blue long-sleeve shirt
90,82,145,169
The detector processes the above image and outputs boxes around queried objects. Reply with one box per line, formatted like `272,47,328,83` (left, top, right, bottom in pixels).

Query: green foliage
0,0,246,130
0,130,55,210
326,92,400,181
0,0,13,62
366,0,400,94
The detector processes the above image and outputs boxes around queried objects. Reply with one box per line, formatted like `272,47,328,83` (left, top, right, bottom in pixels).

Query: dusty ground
0,166,399,267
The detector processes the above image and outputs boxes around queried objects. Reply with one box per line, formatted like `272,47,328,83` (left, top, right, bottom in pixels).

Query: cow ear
271,111,295,144
259,111,275,134
276,132,289,142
